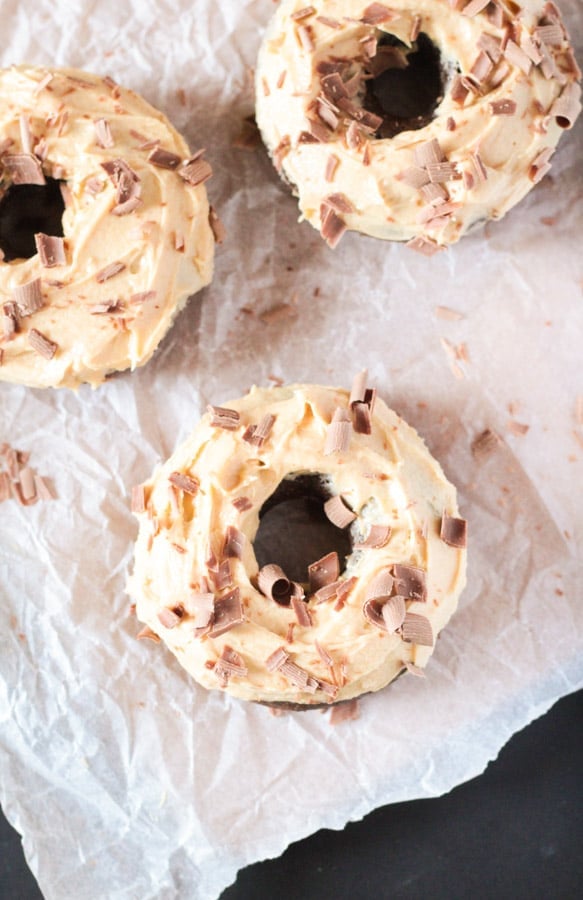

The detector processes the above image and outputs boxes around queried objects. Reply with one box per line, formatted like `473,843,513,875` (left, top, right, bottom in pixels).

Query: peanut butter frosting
255,0,581,252
0,65,216,389
128,380,467,707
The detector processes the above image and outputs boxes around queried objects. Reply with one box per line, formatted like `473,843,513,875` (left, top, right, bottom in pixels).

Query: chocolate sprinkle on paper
13,278,43,316
168,471,199,495
393,564,427,602
401,612,434,646
440,513,468,548
308,552,340,593
148,147,182,169
208,588,244,637
35,234,66,267
324,495,357,529
471,428,501,458
28,329,57,360
258,564,292,604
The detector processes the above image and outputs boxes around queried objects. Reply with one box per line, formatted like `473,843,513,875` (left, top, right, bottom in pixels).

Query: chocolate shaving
223,525,246,559
95,261,126,283
440,512,468,548
208,206,226,244
34,234,66,268
265,646,289,672
321,73,349,103
2,304,17,339
297,24,315,52
309,552,339,593
258,564,292,604
316,15,342,29
313,576,356,605
292,594,312,627
243,413,276,447
315,641,334,668
94,118,114,148
232,496,252,512
130,484,146,514
462,0,490,16
324,407,351,454
330,699,359,724
470,50,494,83
148,147,182,169
3,153,45,185
413,139,444,168
136,626,161,643
400,166,430,189
180,156,213,186
324,494,356,529
365,570,395,601
420,182,448,205
520,35,543,65
504,39,532,74
354,524,392,549
489,99,517,115
89,300,124,315
101,158,141,213
207,558,232,592
406,236,443,256
529,146,554,182
207,405,240,430
345,121,365,150
13,278,43,316
535,23,564,46
471,428,501,457
325,153,340,182
403,660,426,677
158,606,183,629
185,592,215,629
401,612,433,646
362,597,387,630
208,588,244,637
361,3,395,25
320,204,347,249
450,75,470,105
214,646,248,683
28,329,57,360
291,5,315,20
168,471,199,495
393,564,427,602
426,161,459,184
349,369,368,405
382,595,407,633
410,14,422,42
550,83,582,129
477,33,503,63
322,193,354,215
470,151,488,183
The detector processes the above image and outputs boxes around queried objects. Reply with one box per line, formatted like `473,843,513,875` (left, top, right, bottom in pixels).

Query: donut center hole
0,178,65,262
253,474,352,585
365,33,445,139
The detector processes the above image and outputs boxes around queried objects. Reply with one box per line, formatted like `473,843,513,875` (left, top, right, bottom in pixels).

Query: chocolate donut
128,377,468,708
255,1,581,253
0,65,218,388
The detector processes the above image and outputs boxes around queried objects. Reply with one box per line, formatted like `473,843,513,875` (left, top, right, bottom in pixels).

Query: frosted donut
128,377,468,708
255,1,581,253
0,65,218,389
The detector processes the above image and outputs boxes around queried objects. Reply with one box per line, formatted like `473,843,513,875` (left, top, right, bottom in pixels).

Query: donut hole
0,177,65,262
365,33,445,139
253,473,352,585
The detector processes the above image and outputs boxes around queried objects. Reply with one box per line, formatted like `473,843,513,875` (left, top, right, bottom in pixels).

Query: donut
128,377,468,708
255,1,581,253
0,65,218,389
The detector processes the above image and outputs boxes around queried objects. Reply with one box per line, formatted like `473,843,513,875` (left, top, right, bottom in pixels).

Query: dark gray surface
1,689,582,900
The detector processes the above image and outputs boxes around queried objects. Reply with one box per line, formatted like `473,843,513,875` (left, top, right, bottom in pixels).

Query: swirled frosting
255,0,581,252
128,382,467,706
0,65,216,388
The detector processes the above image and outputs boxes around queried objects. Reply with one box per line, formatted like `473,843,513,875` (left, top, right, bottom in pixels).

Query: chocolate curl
258,564,292,604
324,408,351,455
324,495,356,529
308,552,339,593
353,524,392,549
365,570,394,600
551,83,582,129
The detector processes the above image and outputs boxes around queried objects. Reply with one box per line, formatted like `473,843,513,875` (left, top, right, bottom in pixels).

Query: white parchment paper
1,2,582,898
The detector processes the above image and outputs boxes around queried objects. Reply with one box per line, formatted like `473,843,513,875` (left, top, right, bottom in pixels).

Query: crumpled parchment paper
1,2,582,898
